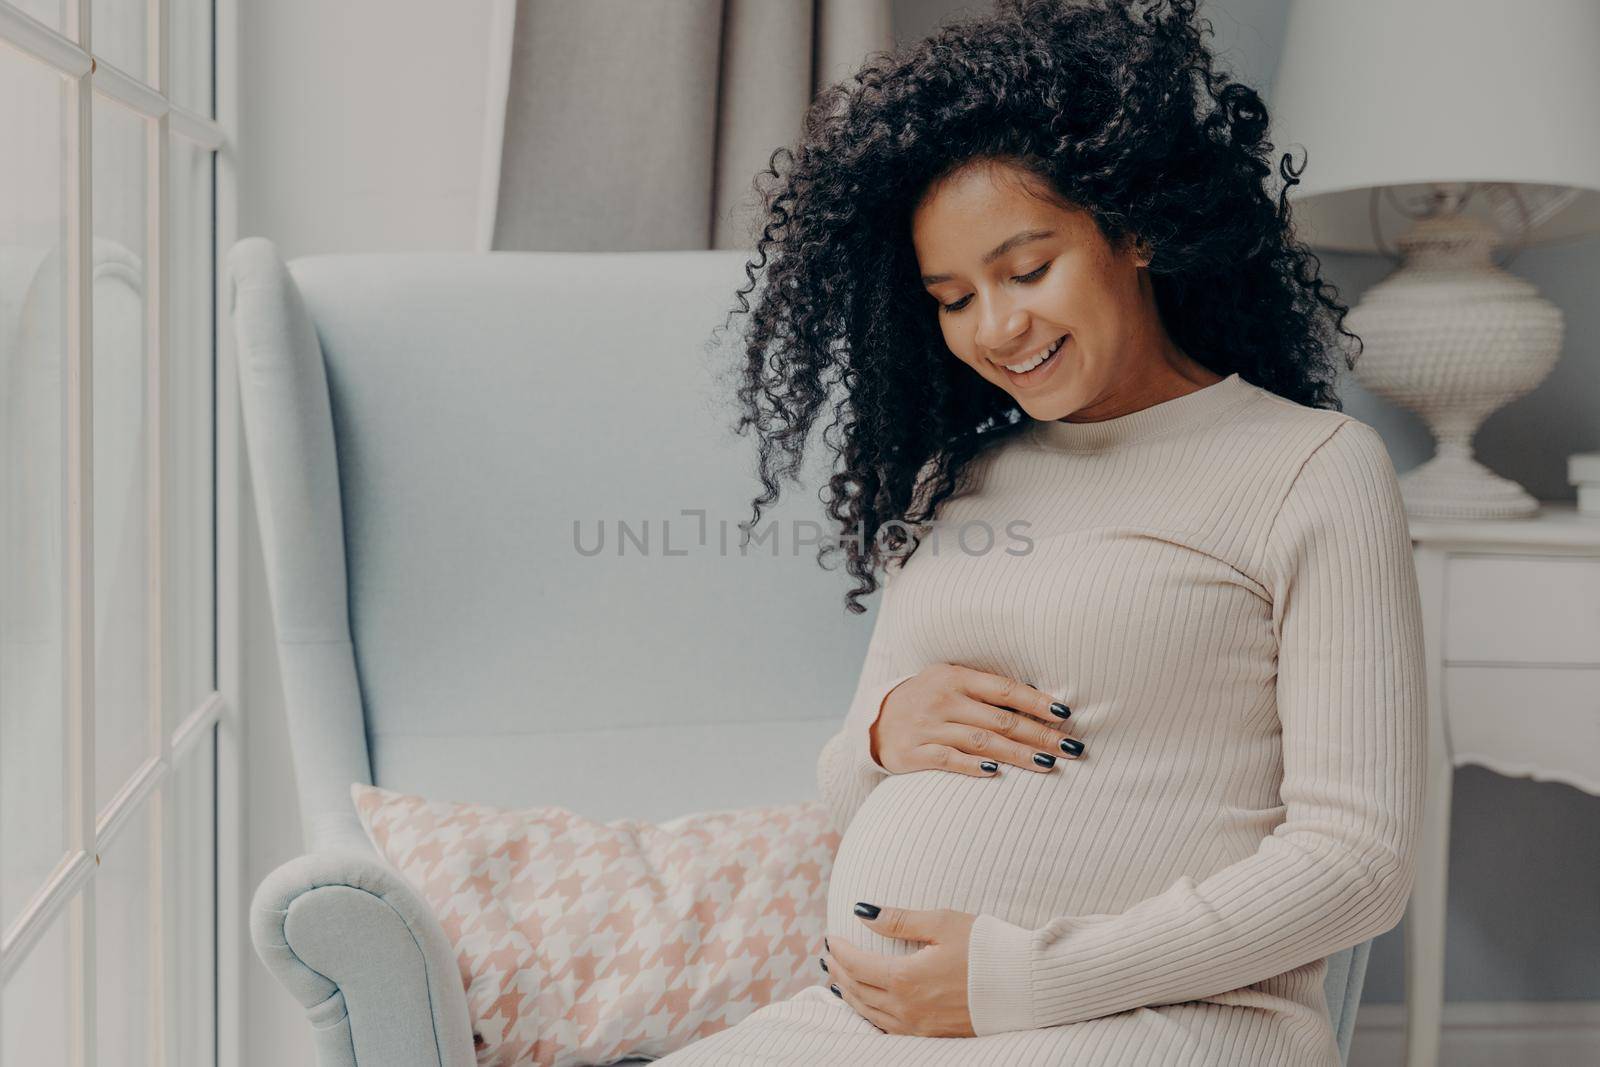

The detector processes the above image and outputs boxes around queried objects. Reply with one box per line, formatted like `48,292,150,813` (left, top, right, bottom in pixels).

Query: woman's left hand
821,903,977,1037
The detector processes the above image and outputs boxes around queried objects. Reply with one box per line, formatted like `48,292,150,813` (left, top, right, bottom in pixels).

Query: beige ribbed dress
651,371,1426,1066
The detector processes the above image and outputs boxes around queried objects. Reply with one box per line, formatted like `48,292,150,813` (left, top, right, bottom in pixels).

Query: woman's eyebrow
920,228,1057,286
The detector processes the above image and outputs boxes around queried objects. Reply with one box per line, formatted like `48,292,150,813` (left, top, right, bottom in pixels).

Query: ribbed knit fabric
650,371,1426,1066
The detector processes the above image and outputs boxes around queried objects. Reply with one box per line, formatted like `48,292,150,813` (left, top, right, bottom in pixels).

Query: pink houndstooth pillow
351,784,841,1066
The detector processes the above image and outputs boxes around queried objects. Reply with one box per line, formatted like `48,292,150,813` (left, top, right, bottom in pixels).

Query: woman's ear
1116,230,1153,269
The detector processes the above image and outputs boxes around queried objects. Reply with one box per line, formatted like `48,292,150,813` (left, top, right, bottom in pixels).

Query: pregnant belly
824,758,1253,957
825,766,1084,957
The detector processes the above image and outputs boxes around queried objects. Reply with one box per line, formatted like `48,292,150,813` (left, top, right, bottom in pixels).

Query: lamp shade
1267,0,1600,252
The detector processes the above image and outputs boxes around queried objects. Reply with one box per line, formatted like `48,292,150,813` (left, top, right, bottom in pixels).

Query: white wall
237,0,491,260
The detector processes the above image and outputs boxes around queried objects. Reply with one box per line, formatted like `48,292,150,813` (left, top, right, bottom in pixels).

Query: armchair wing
231,237,475,1066
250,850,476,1067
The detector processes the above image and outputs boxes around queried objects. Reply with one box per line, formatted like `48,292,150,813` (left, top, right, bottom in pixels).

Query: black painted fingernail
824,937,830,953
1049,702,1071,719
979,759,998,773
1059,737,1085,757
819,956,828,973
854,902,880,919
1033,752,1056,768
830,983,842,998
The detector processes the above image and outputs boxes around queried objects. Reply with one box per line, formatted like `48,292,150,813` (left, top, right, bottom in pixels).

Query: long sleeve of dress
964,418,1428,1035
815,565,920,838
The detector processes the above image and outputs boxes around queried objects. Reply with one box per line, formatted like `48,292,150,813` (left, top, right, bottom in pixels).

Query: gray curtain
489,0,893,252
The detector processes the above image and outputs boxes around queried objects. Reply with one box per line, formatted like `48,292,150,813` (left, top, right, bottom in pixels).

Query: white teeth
1003,334,1066,373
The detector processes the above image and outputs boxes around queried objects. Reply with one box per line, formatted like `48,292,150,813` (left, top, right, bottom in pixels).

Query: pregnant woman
655,1,1425,1064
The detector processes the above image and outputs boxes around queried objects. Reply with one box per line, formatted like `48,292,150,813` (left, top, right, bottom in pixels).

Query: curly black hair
713,0,1361,615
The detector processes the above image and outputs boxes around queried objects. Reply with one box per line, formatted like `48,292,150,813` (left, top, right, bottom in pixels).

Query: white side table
1404,501,1600,1067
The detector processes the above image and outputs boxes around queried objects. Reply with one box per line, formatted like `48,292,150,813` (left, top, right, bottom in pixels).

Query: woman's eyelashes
937,261,1052,314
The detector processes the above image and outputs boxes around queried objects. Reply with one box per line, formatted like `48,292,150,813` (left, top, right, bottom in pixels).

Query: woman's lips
1001,334,1068,388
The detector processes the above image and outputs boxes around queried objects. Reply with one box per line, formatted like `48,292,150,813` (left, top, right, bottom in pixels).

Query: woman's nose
974,299,1028,353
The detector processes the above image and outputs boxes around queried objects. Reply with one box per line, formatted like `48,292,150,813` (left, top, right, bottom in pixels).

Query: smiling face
912,158,1210,423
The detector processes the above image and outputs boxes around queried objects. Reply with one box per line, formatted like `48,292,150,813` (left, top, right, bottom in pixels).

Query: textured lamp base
1345,211,1563,521
1399,441,1540,520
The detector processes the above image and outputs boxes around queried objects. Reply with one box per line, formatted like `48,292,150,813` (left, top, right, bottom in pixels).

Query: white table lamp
1269,0,1600,519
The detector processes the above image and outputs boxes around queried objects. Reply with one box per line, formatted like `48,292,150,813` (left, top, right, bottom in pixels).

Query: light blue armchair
230,237,1373,1066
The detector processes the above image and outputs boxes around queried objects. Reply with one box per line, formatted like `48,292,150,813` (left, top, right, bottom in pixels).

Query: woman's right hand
868,664,1086,776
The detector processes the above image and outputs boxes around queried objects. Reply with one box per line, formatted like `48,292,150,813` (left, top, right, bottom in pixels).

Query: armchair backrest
227,239,877,848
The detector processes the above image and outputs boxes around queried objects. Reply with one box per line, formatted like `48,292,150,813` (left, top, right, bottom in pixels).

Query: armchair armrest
250,850,476,1067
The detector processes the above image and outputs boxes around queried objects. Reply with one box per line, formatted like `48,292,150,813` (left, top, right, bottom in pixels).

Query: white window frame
0,0,240,1062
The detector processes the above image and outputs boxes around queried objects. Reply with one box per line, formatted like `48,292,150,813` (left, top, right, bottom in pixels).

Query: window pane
91,96,151,816
96,806,151,1066
168,732,214,1067
1,906,70,1064
165,137,214,734
90,0,146,82
169,0,213,119
8,0,66,34
7,0,67,33
0,48,71,933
